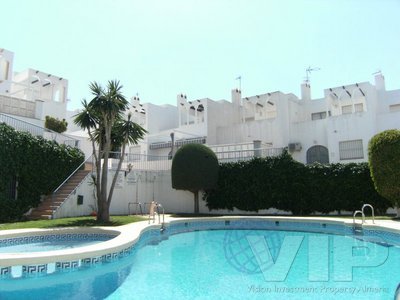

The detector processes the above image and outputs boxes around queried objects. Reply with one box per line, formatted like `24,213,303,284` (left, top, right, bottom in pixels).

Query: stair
28,169,91,220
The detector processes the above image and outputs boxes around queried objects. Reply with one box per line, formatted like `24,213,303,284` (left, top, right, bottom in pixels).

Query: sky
2,0,400,110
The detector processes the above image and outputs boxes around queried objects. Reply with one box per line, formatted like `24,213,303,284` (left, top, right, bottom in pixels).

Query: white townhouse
0,48,69,125
1,47,400,165
126,73,400,165
2,48,400,216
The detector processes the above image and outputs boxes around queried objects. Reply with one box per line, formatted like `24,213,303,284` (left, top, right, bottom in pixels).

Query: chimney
177,93,187,126
374,73,386,91
301,83,311,100
176,93,187,105
231,88,241,106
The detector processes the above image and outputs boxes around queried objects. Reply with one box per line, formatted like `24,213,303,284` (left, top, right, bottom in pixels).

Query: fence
215,147,283,163
106,147,284,171
0,113,80,148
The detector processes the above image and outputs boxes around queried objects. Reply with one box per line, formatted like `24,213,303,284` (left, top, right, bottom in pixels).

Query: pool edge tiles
0,233,116,248
165,218,353,236
0,225,134,278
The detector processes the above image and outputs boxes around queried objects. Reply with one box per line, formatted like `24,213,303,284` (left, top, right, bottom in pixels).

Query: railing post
253,140,262,158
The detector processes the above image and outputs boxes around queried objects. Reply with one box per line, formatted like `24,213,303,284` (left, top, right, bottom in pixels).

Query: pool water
1,229,399,300
0,235,113,253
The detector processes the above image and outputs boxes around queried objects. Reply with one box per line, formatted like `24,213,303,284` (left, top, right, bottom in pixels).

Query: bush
368,130,400,208
0,123,84,222
204,151,390,215
172,144,219,213
45,115,68,133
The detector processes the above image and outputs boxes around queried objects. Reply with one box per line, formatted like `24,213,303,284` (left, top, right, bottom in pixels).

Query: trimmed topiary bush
171,144,219,213
369,129,400,213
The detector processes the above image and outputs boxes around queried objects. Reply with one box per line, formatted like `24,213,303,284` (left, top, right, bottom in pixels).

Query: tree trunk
108,141,127,204
98,122,112,222
193,190,199,214
97,200,110,222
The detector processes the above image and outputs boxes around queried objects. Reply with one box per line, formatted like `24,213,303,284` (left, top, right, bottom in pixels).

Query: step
40,201,63,205
28,170,91,221
29,215,52,220
55,193,72,198
60,184,80,189
31,209,53,214
36,204,60,209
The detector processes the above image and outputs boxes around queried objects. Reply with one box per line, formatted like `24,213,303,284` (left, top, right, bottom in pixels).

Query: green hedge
172,144,219,191
204,151,391,215
368,129,400,207
0,123,84,222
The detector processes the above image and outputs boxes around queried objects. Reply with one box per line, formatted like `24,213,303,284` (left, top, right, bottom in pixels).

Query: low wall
54,169,397,218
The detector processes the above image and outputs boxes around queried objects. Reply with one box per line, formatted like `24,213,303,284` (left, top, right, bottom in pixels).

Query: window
311,111,327,120
339,140,364,160
306,145,329,164
0,60,10,81
342,105,352,114
354,103,364,112
389,104,400,112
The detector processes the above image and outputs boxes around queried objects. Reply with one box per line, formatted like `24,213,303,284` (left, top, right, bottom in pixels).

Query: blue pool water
1,227,399,300
0,240,106,253
0,234,114,253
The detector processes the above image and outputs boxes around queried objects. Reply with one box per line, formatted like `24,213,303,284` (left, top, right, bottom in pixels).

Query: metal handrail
147,202,165,225
362,204,375,224
51,154,93,204
353,210,365,226
157,203,165,225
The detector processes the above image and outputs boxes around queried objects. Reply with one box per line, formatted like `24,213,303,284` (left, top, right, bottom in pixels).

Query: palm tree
74,80,147,222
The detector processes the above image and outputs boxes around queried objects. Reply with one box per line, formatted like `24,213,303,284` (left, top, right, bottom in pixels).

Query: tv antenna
372,69,382,76
305,66,320,83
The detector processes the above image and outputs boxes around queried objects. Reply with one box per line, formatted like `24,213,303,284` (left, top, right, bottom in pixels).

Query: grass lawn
0,215,146,231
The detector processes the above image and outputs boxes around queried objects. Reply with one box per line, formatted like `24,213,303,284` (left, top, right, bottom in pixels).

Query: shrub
204,151,390,215
171,144,219,213
0,123,84,222
368,130,400,208
45,115,68,133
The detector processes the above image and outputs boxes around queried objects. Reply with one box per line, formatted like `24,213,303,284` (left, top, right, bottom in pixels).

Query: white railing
105,147,283,171
215,147,283,163
0,113,80,148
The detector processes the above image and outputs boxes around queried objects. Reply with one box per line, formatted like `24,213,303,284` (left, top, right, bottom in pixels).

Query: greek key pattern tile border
0,233,116,248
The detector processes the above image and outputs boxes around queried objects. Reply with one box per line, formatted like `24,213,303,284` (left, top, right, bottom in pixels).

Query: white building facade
0,48,69,125
129,73,400,165
2,48,400,216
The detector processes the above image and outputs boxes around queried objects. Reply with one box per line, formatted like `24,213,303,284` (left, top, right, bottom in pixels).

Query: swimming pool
0,233,115,253
0,218,399,299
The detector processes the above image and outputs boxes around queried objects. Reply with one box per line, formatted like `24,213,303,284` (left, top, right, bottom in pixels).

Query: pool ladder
353,204,375,233
148,201,166,231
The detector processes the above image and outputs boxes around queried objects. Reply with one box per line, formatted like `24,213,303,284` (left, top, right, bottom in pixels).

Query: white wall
11,69,68,103
144,103,178,134
35,99,67,120
0,48,13,94
53,174,97,218
55,167,397,218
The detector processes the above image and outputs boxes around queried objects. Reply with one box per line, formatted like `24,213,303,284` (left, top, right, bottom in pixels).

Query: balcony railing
0,113,80,148
106,147,284,171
